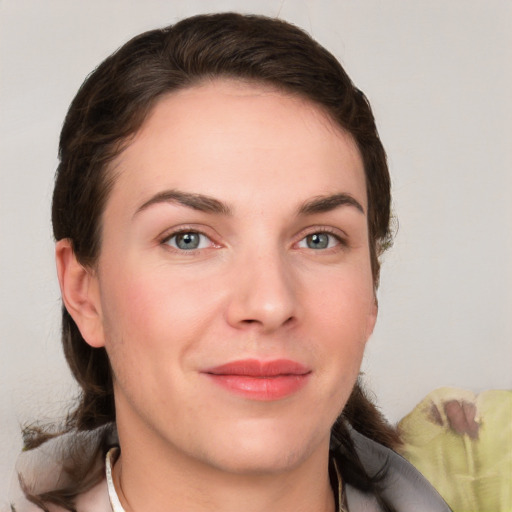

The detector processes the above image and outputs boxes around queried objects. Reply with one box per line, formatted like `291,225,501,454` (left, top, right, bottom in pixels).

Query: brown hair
25,12,398,511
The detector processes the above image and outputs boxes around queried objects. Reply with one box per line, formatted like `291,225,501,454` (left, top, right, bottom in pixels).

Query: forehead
109,79,366,212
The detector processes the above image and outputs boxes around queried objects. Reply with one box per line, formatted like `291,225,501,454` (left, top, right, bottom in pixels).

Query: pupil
308,233,328,249
177,232,199,250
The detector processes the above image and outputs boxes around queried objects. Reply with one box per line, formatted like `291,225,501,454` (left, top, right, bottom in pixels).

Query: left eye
164,231,212,251
297,232,340,250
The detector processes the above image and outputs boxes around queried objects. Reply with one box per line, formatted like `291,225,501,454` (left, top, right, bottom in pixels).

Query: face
85,80,376,474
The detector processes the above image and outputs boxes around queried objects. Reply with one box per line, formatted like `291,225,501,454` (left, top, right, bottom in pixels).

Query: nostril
238,316,295,329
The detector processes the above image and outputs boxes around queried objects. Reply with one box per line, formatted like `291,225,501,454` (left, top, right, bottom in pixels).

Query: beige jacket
9,424,451,512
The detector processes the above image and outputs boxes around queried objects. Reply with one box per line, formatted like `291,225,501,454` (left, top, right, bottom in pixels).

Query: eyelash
160,228,217,252
295,227,347,251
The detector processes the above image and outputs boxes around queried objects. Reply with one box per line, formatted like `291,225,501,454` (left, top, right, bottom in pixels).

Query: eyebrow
134,190,364,218
134,190,232,217
298,193,365,215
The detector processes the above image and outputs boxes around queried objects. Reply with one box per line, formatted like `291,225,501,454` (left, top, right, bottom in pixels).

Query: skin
57,80,377,512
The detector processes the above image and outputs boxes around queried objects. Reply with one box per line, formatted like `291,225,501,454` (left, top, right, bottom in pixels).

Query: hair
23,12,398,511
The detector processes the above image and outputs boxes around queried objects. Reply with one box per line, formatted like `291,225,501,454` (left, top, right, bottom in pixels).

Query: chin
205,445,308,476
196,419,329,475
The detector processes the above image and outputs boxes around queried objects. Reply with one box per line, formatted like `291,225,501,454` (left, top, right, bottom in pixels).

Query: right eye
163,231,213,251
296,231,344,250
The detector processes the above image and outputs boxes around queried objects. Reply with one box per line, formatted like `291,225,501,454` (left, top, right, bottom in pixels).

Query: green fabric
397,387,512,512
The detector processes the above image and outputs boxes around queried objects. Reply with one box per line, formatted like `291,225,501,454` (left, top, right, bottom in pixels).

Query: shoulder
9,424,116,512
345,426,452,512
9,478,109,512
75,478,110,512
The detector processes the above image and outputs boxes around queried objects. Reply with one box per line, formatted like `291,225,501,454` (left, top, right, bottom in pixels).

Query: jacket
9,424,451,512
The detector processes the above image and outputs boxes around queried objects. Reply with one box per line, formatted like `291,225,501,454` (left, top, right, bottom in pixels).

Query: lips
203,359,311,401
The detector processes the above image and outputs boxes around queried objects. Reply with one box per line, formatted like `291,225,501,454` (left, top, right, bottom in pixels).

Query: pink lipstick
203,359,311,401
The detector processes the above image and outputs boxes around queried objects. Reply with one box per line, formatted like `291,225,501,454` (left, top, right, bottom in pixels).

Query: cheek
311,266,375,335
97,265,208,383
308,269,374,382
98,270,213,409
101,262,213,336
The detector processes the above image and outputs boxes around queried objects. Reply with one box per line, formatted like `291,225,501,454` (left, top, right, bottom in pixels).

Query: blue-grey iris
175,232,200,250
307,233,329,249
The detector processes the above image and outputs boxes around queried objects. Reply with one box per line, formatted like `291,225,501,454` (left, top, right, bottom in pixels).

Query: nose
225,249,298,333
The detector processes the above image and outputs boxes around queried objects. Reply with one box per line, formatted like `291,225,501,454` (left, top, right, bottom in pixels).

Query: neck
113,420,335,512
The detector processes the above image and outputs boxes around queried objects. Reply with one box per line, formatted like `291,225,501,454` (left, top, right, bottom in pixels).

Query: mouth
202,359,311,401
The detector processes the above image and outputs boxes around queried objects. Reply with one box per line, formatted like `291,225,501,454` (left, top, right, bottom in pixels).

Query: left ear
55,239,105,348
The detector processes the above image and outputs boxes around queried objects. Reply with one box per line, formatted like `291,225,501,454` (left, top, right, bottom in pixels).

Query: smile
203,359,312,401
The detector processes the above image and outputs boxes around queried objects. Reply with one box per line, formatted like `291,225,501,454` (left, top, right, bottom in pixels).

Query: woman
13,13,450,512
